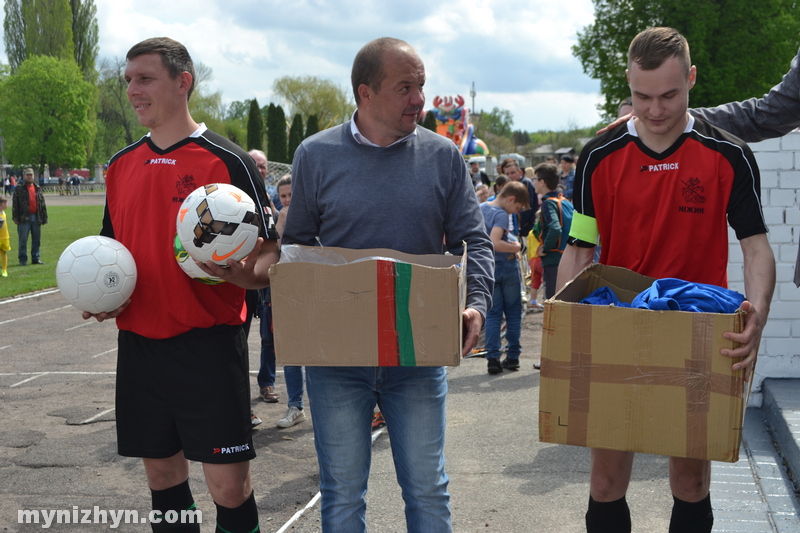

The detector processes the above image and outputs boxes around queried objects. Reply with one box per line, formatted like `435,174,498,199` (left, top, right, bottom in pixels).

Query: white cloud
0,0,603,130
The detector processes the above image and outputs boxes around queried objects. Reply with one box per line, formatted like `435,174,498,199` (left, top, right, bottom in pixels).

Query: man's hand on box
721,300,764,382
461,308,483,357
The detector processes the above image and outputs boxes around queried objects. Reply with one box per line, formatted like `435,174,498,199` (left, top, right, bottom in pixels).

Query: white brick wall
739,132,800,406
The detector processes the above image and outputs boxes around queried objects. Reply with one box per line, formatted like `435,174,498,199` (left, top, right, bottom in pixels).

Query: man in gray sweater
284,37,493,532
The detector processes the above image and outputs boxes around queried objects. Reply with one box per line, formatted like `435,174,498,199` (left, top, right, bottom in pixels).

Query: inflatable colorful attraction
427,95,488,156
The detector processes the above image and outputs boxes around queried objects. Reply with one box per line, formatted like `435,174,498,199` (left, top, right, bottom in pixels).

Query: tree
574,0,800,119
69,0,98,80
288,113,303,162
4,0,102,79
474,107,514,138
272,75,354,128
246,98,263,151
267,104,288,163
226,100,251,121
305,114,319,138
0,55,96,173
421,111,437,132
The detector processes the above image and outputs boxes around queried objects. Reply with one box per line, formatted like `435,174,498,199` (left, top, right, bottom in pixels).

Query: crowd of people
65,20,800,533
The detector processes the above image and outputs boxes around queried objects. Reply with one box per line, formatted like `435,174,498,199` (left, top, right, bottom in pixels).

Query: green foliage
475,107,514,138
272,75,354,129
574,0,800,119
246,98,263,151
267,104,288,163
68,0,98,81
4,0,98,79
288,113,303,163
0,204,104,298
0,55,96,172
3,0,26,70
421,111,437,132
305,114,319,138
227,100,251,121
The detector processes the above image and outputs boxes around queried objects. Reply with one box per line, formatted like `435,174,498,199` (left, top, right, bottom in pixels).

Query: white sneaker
276,406,306,428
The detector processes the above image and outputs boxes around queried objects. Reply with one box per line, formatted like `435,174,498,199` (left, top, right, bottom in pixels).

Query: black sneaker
501,358,520,371
487,358,503,374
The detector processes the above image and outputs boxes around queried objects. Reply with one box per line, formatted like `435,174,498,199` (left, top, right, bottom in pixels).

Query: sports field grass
0,205,105,299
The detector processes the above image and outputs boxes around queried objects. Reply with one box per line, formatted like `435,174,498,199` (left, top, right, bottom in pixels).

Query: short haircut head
628,27,691,74
127,37,196,99
501,158,520,173
497,180,530,209
351,37,409,105
534,163,560,191
276,175,292,189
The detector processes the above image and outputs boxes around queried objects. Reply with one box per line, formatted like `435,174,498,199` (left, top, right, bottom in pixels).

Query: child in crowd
0,197,9,277
475,183,489,203
527,209,544,310
487,174,509,201
273,175,307,428
480,181,530,374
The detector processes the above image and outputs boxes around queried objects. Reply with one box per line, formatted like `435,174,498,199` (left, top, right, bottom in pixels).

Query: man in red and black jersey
557,28,776,533
85,38,279,533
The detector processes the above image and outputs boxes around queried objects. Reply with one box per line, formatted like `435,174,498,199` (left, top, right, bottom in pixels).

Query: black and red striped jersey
102,125,278,339
572,116,767,287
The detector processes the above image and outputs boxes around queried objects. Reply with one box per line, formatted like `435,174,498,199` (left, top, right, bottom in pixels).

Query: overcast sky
1,0,604,132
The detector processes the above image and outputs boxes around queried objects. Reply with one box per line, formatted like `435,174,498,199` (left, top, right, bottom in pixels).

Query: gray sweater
284,122,494,318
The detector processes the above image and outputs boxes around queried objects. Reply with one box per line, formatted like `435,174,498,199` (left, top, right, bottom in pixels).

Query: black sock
150,479,200,532
215,491,259,533
585,495,631,533
669,493,713,533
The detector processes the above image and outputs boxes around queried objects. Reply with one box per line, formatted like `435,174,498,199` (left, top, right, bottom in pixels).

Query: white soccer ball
176,183,260,265
56,236,137,314
173,232,225,285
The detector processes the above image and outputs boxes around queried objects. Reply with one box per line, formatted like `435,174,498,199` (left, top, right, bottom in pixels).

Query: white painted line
0,288,60,305
10,373,48,387
0,304,72,326
275,426,386,532
0,344,12,351
80,408,115,425
92,348,117,358
66,321,94,331
275,492,321,533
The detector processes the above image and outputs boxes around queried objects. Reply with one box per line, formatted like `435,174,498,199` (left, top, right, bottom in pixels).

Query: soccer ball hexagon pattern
56,236,138,314
176,183,261,265
173,233,225,285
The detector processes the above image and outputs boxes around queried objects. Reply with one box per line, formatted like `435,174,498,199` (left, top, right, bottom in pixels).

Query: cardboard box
270,245,466,366
538,264,748,462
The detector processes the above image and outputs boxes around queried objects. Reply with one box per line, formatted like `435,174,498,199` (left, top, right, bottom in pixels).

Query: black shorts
115,324,255,464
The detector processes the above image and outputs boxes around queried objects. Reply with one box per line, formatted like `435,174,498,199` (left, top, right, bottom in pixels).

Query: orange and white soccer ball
176,183,261,266
56,236,137,314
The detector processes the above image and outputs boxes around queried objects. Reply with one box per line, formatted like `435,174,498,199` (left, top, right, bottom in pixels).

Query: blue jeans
284,366,304,408
257,288,276,388
305,366,451,533
485,259,522,360
17,213,41,264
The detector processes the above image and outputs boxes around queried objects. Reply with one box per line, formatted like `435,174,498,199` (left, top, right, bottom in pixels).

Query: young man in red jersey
558,27,775,533
85,37,279,533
